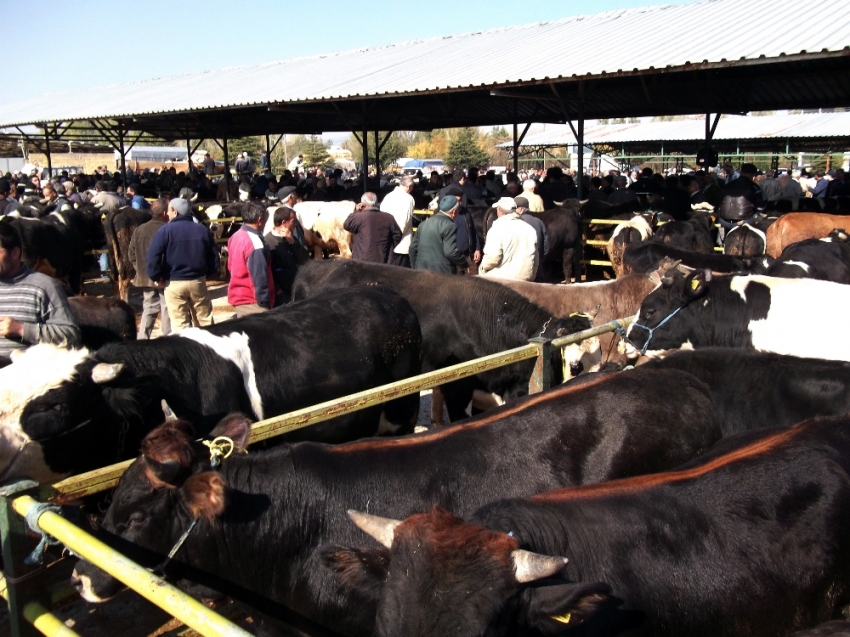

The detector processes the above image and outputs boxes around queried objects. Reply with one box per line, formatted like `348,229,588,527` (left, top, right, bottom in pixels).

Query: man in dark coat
342,192,402,264
128,199,170,338
409,195,469,274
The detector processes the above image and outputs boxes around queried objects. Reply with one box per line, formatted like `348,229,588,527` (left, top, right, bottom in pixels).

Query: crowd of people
0,148,847,363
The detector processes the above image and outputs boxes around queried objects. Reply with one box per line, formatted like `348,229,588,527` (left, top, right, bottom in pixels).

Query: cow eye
643,309,656,319
127,512,147,528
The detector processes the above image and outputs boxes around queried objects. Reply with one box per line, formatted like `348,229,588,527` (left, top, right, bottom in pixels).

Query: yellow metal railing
0,573,80,637
6,317,631,637
10,497,250,637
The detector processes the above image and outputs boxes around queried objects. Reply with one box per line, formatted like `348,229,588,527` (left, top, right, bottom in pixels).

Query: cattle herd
4,184,850,637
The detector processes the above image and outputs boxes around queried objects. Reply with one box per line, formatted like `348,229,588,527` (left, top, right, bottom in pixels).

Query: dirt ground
0,276,443,636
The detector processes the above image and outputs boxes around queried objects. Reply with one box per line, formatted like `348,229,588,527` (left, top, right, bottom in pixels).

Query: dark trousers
391,253,411,268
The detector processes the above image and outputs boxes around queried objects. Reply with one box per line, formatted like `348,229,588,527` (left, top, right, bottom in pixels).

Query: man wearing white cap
479,197,538,281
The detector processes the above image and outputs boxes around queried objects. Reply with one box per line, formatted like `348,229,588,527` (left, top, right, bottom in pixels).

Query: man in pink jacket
227,203,275,317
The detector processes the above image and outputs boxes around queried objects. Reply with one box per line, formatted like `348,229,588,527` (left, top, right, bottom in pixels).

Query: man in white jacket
479,197,538,281
380,176,415,267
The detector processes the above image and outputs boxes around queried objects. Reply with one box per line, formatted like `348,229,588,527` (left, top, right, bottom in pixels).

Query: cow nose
70,572,83,593
570,361,584,376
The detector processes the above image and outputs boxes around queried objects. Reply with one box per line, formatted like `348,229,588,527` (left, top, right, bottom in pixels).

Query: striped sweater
0,266,81,363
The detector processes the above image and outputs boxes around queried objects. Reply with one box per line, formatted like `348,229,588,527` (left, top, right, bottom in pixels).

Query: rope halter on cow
150,435,241,576
623,306,684,356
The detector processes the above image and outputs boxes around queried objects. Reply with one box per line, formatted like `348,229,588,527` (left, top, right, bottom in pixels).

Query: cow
71,366,721,636
292,259,598,423
765,212,850,258
334,415,850,637
621,240,767,276
294,200,356,259
624,269,850,361
527,207,582,283
68,296,137,349
492,264,669,367
652,211,714,253
0,285,421,483
766,231,850,284
3,216,82,294
642,348,850,435
607,216,652,278
103,206,152,301
724,223,767,258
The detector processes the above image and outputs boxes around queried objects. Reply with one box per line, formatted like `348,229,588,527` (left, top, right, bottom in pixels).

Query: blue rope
626,306,684,355
23,503,63,565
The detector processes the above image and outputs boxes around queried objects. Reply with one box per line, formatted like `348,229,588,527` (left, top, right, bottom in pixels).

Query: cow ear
143,455,183,485
208,412,252,450
181,472,226,522
684,269,711,299
319,544,389,601
519,581,612,632
92,362,124,384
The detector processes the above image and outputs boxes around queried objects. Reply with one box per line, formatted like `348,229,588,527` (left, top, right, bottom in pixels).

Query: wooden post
362,116,369,187
528,337,552,395
42,126,52,179
223,138,231,202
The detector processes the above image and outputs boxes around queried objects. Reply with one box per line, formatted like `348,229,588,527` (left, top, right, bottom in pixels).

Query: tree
303,135,333,169
407,130,449,160
484,126,511,166
444,127,489,169
341,131,412,171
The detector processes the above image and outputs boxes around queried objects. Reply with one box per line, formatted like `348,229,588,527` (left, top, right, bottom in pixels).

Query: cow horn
512,549,568,584
91,362,124,384
161,400,178,421
347,510,401,548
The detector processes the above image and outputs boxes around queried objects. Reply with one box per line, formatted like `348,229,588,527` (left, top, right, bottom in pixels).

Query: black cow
0,285,421,483
292,260,597,422
68,296,137,349
333,416,850,637
642,348,850,435
622,240,767,276
766,231,850,284
104,206,152,301
71,367,719,637
724,223,767,258
4,216,81,294
652,212,714,253
624,269,850,360
527,208,581,283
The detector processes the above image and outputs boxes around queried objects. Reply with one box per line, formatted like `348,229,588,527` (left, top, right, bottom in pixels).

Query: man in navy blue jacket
145,198,220,331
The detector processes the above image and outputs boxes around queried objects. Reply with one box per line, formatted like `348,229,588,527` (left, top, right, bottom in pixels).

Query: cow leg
563,246,575,283
430,386,446,426
441,377,478,423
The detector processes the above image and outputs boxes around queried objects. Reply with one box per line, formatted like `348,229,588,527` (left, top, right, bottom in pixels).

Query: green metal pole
528,337,552,394
0,479,45,637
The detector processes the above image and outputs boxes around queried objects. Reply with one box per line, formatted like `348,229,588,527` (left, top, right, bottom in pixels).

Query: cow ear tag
690,278,700,290
551,612,572,624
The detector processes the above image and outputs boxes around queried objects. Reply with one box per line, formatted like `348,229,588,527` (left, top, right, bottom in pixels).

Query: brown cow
491,263,670,366
766,212,850,258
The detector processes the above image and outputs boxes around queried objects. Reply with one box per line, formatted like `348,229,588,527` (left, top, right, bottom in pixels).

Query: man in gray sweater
0,221,80,365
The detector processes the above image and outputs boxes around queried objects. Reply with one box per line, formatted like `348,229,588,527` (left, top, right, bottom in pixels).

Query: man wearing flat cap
145,198,220,331
479,197,538,281
409,195,468,274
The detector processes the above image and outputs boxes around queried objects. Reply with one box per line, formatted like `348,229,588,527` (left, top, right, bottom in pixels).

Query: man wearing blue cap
409,195,468,274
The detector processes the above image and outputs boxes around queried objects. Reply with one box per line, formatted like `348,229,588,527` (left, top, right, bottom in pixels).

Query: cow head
545,314,602,386
321,507,611,637
625,269,710,356
0,344,162,484
71,413,251,602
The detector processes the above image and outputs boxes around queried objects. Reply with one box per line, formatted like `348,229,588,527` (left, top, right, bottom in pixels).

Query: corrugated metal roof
498,112,850,147
0,0,847,128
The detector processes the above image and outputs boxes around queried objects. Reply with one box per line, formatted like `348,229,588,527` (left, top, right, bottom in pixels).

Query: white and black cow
0,285,421,483
625,269,850,361
766,230,850,284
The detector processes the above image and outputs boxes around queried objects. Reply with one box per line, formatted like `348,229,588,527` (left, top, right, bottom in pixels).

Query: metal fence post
1,479,45,637
528,337,552,395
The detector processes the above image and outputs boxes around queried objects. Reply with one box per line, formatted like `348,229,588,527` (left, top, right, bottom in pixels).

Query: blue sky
7,0,695,108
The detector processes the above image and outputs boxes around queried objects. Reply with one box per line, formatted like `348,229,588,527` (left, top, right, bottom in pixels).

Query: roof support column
223,138,231,202
265,134,271,173
704,113,721,170
512,122,519,175
118,127,126,190
187,137,194,176
576,106,584,200
43,125,52,179
362,116,369,187
374,130,380,178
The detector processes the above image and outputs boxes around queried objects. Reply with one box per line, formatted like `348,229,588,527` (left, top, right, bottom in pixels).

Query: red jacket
227,226,275,309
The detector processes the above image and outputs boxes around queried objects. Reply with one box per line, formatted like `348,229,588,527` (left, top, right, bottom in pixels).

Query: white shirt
380,187,415,254
479,212,538,281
